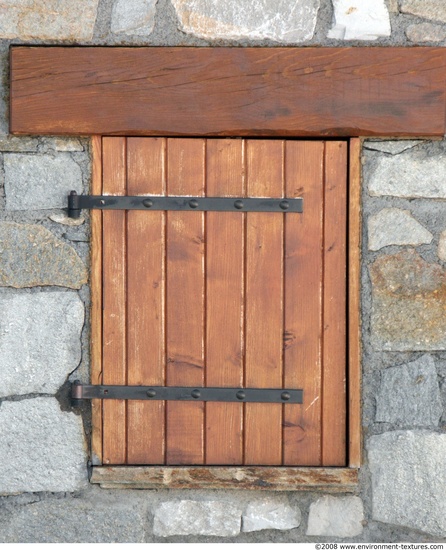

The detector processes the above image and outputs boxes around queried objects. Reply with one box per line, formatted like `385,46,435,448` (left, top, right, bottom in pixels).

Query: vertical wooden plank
166,138,205,465
126,138,166,464
322,141,348,466
206,139,244,465
348,138,362,468
102,137,127,465
244,140,284,466
90,135,103,466
283,141,324,466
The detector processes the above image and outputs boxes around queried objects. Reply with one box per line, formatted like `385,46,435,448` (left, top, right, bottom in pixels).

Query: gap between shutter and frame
88,136,361,491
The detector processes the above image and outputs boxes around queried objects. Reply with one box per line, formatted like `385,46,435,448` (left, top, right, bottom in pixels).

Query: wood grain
10,47,446,137
244,140,284,465
283,141,324,466
102,137,127,465
166,139,205,465
97,136,350,468
91,466,359,491
205,139,244,465
322,141,348,466
90,135,103,466
348,138,362,468
126,138,166,464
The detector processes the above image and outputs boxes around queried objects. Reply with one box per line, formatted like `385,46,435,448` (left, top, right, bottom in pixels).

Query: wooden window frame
11,46,443,490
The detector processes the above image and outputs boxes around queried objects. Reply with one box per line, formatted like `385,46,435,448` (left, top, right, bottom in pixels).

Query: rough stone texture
387,0,398,13
364,140,423,155
171,0,320,43
111,0,158,35
49,213,86,226
370,249,446,350
438,229,446,262
0,136,38,152
368,208,433,251
0,222,87,289
242,497,300,532
0,0,99,40
0,292,84,397
306,496,364,537
4,154,83,211
406,22,446,42
368,430,446,537
0,495,146,543
368,156,446,198
375,355,442,427
401,0,446,24
50,138,84,152
368,144,446,198
153,500,242,537
0,398,87,494
328,0,391,40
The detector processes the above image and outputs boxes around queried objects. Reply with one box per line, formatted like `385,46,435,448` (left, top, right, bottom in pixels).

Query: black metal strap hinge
68,191,303,218
71,381,303,406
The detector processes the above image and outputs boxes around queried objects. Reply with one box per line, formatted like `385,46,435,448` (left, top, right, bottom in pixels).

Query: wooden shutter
96,137,347,467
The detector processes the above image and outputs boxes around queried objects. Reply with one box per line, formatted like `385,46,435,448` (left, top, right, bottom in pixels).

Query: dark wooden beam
10,47,446,137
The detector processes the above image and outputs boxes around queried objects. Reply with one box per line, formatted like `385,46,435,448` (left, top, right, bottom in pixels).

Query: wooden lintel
10,47,446,137
90,466,359,492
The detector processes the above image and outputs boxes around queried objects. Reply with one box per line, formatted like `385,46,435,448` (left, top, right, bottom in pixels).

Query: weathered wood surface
10,47,446,137
91,466,359,491
348,138,362,468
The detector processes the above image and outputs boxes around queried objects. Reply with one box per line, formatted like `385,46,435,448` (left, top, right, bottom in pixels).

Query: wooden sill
90,466,359,492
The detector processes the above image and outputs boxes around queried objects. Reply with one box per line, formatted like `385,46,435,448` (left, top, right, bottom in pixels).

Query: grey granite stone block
4,154,83,211
242,497,300,532
171,0,320,43
0,398,87,494
111,0,158,36
376,355,442,427
406,22,446,42
0,292,84,397
368,208,432,251
0,222,87,289
307,496,364,537
153,500,241,537
0,493,146,543
368,430,446,537
401,0,446,24
438,229,446,261
368,147,446,198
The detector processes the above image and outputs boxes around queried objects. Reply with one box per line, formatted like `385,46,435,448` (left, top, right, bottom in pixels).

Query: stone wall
0,0,446,543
